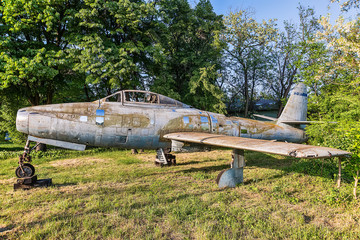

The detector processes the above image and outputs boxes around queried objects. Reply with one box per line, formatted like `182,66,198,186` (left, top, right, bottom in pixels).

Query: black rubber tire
15,163,35,178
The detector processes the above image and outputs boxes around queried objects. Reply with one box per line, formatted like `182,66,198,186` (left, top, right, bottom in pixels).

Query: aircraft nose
16,108,29,134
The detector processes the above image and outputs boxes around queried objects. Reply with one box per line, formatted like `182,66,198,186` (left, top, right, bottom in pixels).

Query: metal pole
337,157,342,188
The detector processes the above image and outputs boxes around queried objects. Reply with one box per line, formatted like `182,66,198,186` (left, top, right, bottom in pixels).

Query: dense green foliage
302,2,360,197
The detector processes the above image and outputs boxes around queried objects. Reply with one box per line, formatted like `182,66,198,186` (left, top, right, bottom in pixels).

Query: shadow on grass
174,151,348,183
176,158,227,166
245,151,352,182
176,160,202,166
53,182,78,188
0,147,23,152
180,164,229,174
243,173,286,185
0,225,14,233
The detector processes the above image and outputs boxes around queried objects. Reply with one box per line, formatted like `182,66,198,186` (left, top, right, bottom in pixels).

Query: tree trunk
249,73,256,113
84,84,91,102
244,72,249,117
354,170,359,199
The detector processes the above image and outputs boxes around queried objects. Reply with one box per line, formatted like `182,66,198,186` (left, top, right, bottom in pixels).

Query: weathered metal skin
164,132,350,159
16,84,344,158
16,97,307,151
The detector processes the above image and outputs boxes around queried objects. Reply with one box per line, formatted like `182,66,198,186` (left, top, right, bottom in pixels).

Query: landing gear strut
216,149,245,188
15,140,38,178
155,148,176,167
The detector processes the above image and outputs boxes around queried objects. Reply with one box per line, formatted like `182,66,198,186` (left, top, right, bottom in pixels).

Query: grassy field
1,141,360,239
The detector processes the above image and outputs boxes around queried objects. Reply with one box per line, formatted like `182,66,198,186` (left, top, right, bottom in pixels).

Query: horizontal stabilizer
280,121,337,125
164,132,350,159
28,135,86,151
253,114,277,121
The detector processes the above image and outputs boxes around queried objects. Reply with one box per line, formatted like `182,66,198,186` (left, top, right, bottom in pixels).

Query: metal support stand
155,148,176,167
216,149,245,188
337,157,342,188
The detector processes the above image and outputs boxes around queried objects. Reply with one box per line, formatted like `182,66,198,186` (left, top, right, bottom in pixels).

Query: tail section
277,83,308,124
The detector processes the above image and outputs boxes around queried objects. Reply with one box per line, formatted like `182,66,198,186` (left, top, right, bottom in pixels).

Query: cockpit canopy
100,90,192,108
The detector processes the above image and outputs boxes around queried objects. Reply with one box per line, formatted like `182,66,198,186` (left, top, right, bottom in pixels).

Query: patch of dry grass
50,157,108,167
0,148,360,239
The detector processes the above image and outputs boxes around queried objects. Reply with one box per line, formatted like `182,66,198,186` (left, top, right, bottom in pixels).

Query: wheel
15,163,35,178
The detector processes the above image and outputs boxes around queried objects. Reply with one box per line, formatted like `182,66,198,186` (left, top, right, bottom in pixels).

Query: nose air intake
16,109,29,134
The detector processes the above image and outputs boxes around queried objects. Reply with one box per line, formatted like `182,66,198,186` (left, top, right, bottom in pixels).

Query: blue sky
197,0,359,27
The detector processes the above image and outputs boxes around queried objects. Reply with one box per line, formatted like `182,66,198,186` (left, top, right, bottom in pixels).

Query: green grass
1,143,360,239
0,141,24,151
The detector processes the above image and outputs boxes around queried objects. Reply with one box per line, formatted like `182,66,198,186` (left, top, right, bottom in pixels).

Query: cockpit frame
100,90,191,108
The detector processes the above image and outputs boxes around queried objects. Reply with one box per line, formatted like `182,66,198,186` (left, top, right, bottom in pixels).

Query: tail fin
277,83,307,124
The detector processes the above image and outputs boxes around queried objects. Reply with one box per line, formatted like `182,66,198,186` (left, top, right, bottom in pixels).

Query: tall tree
332,0,360,10
148,0,226,113
72,0,157,97
0,0,83,106
264,6,321,117
222,10,277,117
0,0,85,143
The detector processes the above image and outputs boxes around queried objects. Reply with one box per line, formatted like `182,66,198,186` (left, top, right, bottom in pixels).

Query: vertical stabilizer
277,83,307,123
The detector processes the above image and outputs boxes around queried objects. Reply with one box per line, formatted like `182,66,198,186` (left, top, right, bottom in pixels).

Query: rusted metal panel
164,132,351,159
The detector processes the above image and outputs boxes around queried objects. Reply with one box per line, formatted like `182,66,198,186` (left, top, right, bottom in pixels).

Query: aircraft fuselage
16,100,307,150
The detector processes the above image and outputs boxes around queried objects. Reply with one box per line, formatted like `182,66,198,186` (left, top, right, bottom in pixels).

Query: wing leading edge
164,132,350,159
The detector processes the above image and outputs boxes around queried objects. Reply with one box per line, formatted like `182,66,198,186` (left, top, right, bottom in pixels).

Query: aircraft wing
163,132,350,159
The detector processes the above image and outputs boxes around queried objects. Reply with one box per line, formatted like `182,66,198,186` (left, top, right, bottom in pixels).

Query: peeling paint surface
15,89,350,158
164,132,350,159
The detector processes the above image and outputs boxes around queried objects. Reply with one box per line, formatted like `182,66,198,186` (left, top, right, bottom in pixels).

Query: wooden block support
14,176,52,190
16,175,37,185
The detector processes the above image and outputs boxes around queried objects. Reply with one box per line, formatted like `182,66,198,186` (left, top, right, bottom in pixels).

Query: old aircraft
15,83,350,187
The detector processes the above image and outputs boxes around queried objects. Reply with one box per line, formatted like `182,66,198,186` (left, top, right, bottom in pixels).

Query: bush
306,120,360,199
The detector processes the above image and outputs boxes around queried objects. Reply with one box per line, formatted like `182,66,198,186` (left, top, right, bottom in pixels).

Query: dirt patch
0,178,17,185
136,154,155,163
50,157,108,167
